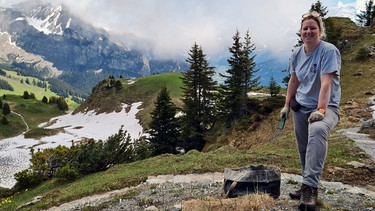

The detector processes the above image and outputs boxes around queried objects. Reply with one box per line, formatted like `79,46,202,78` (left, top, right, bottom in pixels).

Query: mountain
0,2,188,97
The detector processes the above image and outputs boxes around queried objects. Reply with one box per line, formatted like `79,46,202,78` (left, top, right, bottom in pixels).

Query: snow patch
0,102,145,188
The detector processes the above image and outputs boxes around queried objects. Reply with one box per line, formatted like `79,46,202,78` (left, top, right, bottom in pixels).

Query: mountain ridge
0,2,188,97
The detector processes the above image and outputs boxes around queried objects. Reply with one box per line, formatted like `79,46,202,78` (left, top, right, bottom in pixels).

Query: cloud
47,0,317,59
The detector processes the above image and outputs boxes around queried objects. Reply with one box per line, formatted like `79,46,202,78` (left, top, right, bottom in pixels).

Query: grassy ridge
0,95,67,138
74,72,184,128
0,69,79,109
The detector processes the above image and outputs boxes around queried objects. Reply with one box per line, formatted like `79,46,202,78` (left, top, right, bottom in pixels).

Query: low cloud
1,0,364,59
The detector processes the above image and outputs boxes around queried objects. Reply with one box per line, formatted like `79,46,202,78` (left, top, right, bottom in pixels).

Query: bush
55,165,79,182
14,170,43,190
356,47,370,60
1,116,9,125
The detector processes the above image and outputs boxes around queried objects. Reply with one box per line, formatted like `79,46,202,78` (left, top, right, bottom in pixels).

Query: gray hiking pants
293,106,340,188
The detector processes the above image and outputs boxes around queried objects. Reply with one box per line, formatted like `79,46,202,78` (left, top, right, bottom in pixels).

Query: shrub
55,165,79,182
14,170,43,190
356,47,370,60
1,116,9,125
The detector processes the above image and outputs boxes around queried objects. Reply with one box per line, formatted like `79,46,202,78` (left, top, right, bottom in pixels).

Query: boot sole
298,203,317,211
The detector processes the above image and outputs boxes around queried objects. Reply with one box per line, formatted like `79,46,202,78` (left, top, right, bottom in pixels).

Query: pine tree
148,85,180,155
23,91,30,99
310,0,328,17
42,96,48,103
357,0,375,26
269,76,281,97
3,102,10,115
218,30,258,123
180,43,217,152
57,97,69,111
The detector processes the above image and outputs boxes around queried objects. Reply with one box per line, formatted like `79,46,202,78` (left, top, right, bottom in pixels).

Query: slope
0,17,375,210
74,72,184,128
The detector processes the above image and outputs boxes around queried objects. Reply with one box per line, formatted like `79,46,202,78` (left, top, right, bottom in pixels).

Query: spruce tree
180,43,217,152
269,76,281,97
357,0,375,26
218,30,258,123
3,103,10,115
310,0,328,17
148,85,180,155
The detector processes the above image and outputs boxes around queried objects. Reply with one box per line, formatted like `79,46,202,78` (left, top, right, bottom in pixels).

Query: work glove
280,106,290,120
308,109,325,123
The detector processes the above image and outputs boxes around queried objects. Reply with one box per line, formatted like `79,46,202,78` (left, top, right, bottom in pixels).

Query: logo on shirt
310,64,318,73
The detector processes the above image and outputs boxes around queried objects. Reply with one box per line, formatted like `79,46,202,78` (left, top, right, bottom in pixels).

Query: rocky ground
44,172,375,211
40,127,375,211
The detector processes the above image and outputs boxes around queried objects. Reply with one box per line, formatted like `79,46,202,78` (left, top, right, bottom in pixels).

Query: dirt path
11,111,29,132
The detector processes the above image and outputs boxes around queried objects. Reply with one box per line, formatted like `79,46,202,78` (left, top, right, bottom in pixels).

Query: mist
0,0,364,59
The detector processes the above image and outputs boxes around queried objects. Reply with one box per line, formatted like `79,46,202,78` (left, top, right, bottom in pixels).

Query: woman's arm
317,72,335,110
285,74,300,106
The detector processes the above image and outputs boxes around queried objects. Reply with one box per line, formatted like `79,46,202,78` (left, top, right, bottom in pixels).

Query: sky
0,0,368,59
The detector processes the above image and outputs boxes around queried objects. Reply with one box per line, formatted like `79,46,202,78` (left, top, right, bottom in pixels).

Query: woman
280,11,341,210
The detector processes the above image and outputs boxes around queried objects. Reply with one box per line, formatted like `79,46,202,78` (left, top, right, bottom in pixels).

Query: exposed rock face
0,3,188,94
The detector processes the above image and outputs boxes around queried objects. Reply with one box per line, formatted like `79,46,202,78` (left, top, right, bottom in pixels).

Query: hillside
0,94,67,138
73,72,184,128
0,17,375,210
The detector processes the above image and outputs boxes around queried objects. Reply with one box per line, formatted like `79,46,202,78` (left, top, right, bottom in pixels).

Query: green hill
74,72,184,128
0,69,80,108
0,94,68,138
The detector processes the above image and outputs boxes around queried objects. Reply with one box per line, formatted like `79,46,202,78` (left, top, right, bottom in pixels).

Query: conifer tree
42,96,48,103
218,30,258,123
269,76,281,97
149,84,180,155
57,97,69,111
3,102,10,115
357,0,375,26
310,0,328,17
180,43,217,152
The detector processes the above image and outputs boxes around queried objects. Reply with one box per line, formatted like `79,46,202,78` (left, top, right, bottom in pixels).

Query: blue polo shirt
288,41,341,108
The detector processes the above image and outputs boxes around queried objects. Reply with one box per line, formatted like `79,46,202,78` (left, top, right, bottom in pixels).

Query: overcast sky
0,0,367,59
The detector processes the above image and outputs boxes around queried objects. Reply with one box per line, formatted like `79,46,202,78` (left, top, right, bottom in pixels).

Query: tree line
147,30,277,156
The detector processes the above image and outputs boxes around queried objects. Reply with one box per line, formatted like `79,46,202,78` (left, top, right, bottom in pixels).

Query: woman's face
300,19,321,45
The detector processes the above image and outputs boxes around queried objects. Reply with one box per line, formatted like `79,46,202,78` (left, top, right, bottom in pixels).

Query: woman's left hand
308,110,325,123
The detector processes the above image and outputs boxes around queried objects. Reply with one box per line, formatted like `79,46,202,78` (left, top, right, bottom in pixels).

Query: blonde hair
300,11,326,39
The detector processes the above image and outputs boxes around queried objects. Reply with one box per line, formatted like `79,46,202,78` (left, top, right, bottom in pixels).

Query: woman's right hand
280,106,290,119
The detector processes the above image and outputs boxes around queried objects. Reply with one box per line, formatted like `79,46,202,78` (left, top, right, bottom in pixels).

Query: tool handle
277,115,286,130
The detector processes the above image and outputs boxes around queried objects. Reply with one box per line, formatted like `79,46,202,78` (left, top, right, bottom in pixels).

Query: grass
74,72,184,128
1,126,373,210
0,69,79,109
0,95,67,138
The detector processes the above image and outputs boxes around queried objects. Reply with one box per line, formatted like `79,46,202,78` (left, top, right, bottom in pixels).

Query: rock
144,206,159,211
361,119,375,130
347,161,367,168
16,196,43,210
368,96,375,106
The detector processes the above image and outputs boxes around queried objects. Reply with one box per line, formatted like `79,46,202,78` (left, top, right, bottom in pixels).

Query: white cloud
1,0,319,59
4,0,366,59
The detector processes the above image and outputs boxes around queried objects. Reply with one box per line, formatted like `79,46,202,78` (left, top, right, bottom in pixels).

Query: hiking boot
298,184,318,211
289,187,302,200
